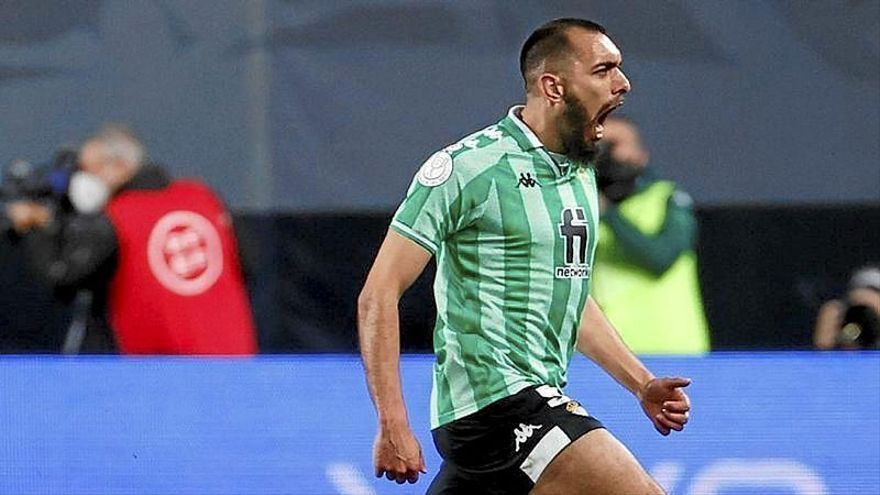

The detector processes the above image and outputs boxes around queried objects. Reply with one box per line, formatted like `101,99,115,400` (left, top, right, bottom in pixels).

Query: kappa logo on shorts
513,423,543,452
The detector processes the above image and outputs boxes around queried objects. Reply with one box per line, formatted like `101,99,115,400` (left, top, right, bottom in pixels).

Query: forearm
603,202,696,276
813,300,844,349
576,296,654,396
17,212,118,291
19,221,66,285
358,289,410,427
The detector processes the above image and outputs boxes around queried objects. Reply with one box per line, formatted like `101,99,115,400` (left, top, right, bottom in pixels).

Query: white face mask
68,171,110,214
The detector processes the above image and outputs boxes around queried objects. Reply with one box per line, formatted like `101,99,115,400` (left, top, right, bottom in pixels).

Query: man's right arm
18,207,118,292
357,230,432,484
602,191,697,276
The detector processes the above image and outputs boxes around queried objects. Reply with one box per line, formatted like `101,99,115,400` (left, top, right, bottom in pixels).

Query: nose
614,68,631,95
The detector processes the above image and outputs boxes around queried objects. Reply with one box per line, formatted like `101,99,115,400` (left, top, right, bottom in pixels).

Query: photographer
591,115,710,354
814,266,880,350
5,125,257,354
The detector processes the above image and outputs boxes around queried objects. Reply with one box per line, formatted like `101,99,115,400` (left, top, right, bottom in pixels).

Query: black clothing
427,385,605,494
19,165,171,352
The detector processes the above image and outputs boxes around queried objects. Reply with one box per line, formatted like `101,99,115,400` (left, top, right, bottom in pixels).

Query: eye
594,64,614,76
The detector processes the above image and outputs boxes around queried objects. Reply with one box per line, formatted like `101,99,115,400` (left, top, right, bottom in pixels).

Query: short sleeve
390,150,467,254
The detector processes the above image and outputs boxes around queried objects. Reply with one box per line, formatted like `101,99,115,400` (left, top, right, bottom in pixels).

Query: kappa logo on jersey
517,172,540,188
147,210,224,296
513,423,543,452
556,207,592,279
416,151,453,187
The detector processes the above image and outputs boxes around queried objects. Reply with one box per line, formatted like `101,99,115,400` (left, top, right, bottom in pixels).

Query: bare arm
577,296,655,394
358,230,432,483
813,299,844,349
577,296,691,435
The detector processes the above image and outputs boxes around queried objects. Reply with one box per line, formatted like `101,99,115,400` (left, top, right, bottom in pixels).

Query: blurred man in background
5,125,257,355
591,115,710,354
814,265,880,350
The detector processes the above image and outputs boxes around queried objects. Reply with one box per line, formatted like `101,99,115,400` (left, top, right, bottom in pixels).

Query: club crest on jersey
416,151,453,187
556,207,592,279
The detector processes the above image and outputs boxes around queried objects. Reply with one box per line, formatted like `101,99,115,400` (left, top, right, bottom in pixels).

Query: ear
537,73,565,104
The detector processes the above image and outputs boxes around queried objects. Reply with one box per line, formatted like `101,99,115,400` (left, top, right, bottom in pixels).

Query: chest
476,159,599,260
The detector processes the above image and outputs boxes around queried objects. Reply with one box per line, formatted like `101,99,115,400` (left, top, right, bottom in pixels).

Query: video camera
0,148,78,233
1,148,78,202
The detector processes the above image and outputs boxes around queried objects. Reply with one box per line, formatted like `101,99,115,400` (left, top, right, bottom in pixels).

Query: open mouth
591,99,625,140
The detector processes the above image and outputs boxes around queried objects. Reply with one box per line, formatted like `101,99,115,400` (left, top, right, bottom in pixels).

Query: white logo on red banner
147,211,223,296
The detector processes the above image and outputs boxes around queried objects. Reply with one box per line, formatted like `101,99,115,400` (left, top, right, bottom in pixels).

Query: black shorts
427,384,605,495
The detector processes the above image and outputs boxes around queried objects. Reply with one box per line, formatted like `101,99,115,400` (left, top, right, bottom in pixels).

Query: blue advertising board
0,353,877,494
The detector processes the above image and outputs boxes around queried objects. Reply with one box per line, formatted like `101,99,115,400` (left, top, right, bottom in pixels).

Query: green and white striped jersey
391,106,600,428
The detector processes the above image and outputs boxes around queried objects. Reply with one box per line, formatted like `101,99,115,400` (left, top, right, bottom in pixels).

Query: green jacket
592,176,710,354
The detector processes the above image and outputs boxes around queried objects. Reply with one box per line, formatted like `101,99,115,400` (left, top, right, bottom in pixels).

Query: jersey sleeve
390,150,470,255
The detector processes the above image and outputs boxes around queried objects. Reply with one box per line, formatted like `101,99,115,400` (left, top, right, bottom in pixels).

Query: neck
111,165,141,193
520,99,564,153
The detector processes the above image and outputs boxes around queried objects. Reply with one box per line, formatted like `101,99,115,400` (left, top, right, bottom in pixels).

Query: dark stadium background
1,0,877,353
0,2,877,494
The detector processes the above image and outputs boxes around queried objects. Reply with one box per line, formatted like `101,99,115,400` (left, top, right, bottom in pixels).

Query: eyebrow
592,60,621,71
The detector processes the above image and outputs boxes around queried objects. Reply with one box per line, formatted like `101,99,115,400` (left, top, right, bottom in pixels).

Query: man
814,265,880,350
6,125,257,354
591,115,710,354
358,18,691,494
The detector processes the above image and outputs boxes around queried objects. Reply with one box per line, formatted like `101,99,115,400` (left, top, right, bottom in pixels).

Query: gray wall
1,0,271,208
2,0,878,211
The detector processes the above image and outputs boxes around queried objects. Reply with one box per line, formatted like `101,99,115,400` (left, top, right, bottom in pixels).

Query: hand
5,201,52,233
373,422,426,484
638,376,691,436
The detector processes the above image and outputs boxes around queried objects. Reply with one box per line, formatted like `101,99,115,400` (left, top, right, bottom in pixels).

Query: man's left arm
576,296,691,435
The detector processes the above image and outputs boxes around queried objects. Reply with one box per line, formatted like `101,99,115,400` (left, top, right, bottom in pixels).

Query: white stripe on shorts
519,425,571,483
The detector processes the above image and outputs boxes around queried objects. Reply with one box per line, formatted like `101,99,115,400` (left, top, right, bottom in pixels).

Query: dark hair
520,18,607,90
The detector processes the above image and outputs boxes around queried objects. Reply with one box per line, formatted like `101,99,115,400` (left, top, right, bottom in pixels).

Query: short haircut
519,18,607,91
87,124,145,167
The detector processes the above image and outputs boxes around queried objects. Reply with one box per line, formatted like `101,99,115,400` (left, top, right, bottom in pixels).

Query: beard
559,93,599,166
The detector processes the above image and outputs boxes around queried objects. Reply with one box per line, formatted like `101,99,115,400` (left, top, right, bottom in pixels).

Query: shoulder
416,123,522,187
646,179,693,208
64,212,118,247
168,180,224,201
170,179,210,192
654,178,694,207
